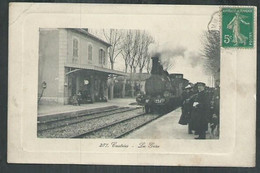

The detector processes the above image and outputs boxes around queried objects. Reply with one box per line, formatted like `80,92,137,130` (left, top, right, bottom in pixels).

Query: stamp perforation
219,6,256,49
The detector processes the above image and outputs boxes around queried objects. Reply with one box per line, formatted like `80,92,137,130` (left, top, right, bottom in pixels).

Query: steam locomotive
144,56,189,113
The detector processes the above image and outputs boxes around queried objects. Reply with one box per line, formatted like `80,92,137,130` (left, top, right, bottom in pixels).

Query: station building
38,28,126,104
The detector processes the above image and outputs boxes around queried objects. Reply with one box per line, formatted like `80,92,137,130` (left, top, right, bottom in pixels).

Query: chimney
151,56,163,75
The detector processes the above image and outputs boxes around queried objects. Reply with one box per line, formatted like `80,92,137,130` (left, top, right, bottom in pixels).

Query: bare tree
146,56,152,73
201,30,220,79
137,31,154,73
121,30,155,74
121,30,133,73
129,30,141,74
121,30,140,74
120,30,141,98
102,29,122,70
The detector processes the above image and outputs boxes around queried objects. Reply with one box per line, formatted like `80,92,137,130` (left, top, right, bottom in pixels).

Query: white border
8,3,256,166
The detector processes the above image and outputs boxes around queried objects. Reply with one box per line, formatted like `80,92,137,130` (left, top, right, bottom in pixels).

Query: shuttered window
88,45,92,60
73,39,79,57
99,49,105,65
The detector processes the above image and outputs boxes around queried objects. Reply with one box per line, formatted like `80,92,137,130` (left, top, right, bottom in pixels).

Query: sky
90,7,220,86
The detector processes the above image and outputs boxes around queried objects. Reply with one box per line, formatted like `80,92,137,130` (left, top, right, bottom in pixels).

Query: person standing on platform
76,90,82,106
178,84,193,134
186,85,194,134
210,80,220,138
190,82,210,139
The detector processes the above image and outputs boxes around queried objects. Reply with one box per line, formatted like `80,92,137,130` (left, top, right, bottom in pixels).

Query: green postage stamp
222,7,254,48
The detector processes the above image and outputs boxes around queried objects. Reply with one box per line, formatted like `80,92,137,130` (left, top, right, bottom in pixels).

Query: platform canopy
65,63,127,76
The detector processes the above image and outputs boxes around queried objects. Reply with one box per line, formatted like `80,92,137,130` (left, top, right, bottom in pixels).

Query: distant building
115,73,151,97
38,28,125,104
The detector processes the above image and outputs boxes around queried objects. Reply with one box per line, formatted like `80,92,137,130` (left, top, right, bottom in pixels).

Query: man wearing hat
178,84,192,133
190,82,210,139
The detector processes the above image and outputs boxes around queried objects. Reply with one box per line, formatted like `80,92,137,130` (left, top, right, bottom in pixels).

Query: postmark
221,7,254,48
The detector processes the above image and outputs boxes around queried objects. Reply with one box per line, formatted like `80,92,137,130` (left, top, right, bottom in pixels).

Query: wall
38,29,59,102
58,29,68,104
66,29,109,68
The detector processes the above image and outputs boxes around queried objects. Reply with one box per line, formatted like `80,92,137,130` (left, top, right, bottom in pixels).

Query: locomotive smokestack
151,55,163,75
151,56,159,74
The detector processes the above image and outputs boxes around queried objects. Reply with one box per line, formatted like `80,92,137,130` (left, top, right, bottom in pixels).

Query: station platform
38,98,139,118
125,108,212,139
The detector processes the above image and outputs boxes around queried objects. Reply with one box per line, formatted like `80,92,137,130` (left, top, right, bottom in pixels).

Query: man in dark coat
178,85,193,134
212,80,220,118
210,80,220,137
190,82,210,139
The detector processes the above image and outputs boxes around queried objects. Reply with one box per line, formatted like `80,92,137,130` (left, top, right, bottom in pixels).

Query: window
88,45,92,60
72,38,79,63
99,49,105,65
99,49,102,64
102,50,105,65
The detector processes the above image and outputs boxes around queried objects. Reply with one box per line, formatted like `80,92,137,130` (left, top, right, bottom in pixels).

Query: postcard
8,3,256,166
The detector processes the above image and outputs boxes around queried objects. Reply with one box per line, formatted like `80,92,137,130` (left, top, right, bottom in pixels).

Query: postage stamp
222,7,254,48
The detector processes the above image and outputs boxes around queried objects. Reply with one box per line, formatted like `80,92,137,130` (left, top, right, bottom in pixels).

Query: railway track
37,107,144,138
38,105,173,139
38,107,139,133
73,113,162,139
71,112,146,138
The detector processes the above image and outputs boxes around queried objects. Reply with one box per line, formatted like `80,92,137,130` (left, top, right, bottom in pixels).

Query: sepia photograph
37,24,220,139
8,3,256,166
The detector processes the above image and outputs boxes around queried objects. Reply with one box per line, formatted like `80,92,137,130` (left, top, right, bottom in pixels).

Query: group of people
71,90,108,105
179,80,220,139
72,91,82,106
